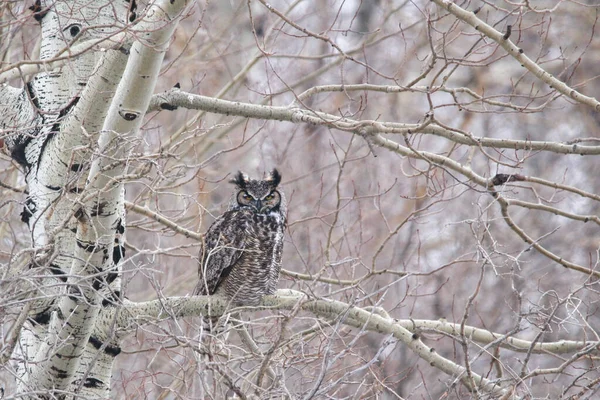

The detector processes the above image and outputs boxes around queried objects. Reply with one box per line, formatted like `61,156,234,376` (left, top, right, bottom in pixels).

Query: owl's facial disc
237,190,264,212
237,190,280,213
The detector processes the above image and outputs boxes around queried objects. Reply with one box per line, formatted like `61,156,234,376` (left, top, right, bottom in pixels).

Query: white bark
60,2,192,395
11,1,131,396
2,0,192,398
21,48,130,395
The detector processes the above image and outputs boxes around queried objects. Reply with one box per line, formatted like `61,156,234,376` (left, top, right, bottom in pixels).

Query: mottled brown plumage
194,169,286,307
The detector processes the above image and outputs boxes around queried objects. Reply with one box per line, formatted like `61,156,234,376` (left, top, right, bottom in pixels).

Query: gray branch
148,89,600,155
104,289,600,397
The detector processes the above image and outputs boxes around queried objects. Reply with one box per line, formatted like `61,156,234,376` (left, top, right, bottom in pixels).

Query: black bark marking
67,285,83,301
90,201,109,217
49,118,62,133
50,365,69,380
20,199,36,224
70,163,83,172
74,207,86,222
10,138,32,168
31,309,52,325
491,174,525,186
61,97,80,117
102,290,121,306
44,184,61,191
65,24,81,37
88,336,102,349
88,336,121,356
119,110,139,121
503,25,512,40
127,0,138,22
160,103,177,111
20,206,32,223
49,264,67,282
116,218,125,234
26,81,41,110
69,186,83,193
106,344,122,356
92,276,104,290
76,239,103,253
106,271,119,285
49,97,80,133
83,377,103,388
36,131,56,173
112,244,126,265
174,82,181,88
29,0,49,22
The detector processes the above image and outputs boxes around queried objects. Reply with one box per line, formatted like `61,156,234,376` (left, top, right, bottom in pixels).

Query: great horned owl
194,169,286,307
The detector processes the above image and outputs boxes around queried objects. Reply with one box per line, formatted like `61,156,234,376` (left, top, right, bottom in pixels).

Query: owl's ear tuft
268,169,282,187
230,171,249,188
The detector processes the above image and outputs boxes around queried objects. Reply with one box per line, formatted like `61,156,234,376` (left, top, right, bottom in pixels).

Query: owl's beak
252,199,263,212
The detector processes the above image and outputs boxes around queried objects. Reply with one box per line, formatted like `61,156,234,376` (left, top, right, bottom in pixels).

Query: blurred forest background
1,0,599,398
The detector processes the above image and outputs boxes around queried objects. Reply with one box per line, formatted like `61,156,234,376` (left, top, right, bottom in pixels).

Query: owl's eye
238,191,254,205
264,191,280,205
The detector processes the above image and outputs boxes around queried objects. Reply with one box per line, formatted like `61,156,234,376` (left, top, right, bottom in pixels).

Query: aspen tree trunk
1,1,191,397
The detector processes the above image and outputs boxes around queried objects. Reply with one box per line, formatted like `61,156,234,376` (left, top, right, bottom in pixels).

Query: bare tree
1,0,599,398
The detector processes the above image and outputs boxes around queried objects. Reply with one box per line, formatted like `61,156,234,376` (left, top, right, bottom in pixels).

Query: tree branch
148,89,600,155
108,290,600,396
430,0,600,111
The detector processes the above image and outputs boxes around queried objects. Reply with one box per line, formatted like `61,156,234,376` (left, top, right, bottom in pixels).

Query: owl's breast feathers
196,209,286,306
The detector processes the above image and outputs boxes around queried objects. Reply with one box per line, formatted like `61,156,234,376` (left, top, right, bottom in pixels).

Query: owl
194,169,286,308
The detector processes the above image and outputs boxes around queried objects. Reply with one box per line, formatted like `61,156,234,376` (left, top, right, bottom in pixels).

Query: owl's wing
195,210,248,296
